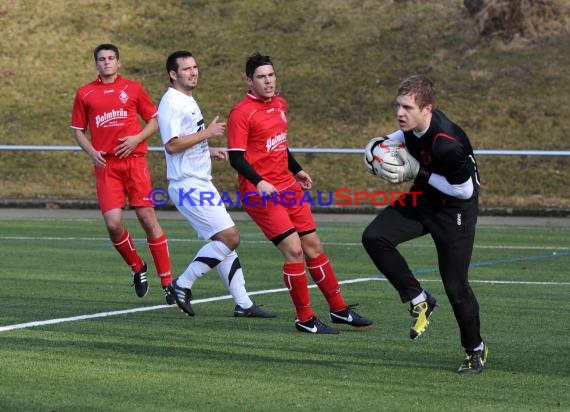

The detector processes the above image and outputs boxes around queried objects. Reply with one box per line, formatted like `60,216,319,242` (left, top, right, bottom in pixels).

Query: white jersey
157,87,212,182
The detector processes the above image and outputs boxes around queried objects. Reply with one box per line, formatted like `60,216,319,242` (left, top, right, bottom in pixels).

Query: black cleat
234,303,276,318
167,279,194,316
295,316,339,334
458,344,489,374
163,286,176,305
329,304,373,328
132,261,148,298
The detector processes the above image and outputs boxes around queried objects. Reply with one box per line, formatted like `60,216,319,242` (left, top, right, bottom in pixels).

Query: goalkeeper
362,74,488,374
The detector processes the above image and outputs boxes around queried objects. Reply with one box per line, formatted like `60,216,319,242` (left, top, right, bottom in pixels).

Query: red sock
306,253,346,312
112,229,143,273
283,261,314,322
147,234,172,287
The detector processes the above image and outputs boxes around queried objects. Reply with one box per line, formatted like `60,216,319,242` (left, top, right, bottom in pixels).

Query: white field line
0,235,568,251
1,277,569,333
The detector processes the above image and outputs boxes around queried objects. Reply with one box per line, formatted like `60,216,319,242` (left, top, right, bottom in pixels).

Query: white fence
1,145,570,156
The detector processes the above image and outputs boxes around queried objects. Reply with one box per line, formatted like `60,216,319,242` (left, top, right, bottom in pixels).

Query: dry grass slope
0,0,568,209
465,0,566,40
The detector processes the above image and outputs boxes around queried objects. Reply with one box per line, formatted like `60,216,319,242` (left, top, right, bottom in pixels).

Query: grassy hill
0,0,569,209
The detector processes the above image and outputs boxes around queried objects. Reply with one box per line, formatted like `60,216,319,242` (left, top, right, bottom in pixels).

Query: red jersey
227,93,296,195
70,75,157,156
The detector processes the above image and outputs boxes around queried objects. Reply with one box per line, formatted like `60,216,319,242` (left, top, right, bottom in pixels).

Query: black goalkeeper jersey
405,110,480,206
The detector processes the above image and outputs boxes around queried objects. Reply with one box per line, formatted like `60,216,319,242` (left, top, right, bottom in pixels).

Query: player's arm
116,83,161,158
385,130,405,143
115,117,158,159
71,127,106,168
165,115,225,155
420,138,474,199
228,150,276,195
70,92,106,167
209,147,227,161
288,149,312,189
228,150,263,185
426,174,473,199
288,149,302,175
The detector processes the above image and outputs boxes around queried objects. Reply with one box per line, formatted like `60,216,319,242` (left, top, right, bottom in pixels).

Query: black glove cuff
416,167,431,184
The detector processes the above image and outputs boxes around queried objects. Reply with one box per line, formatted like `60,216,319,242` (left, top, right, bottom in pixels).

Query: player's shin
306,253,346,312
147,234,172,286
283,262,313,322
216,251,252,308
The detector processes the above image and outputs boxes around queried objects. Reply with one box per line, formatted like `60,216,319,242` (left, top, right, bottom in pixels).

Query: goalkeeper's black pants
362,198,482,350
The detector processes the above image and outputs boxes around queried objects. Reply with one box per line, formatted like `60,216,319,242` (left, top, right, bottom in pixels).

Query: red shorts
242,185,316,242
94,156,154,214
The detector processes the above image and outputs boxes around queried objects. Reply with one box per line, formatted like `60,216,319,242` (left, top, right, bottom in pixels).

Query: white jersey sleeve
428,174,474,199
386,130,405,144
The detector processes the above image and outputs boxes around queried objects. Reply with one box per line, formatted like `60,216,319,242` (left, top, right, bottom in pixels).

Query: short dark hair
93,44,119,62
245,52,273,79
397,74,436,109
166,50,194,78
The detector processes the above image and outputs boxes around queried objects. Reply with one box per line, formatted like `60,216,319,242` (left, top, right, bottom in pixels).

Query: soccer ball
364,138,404,176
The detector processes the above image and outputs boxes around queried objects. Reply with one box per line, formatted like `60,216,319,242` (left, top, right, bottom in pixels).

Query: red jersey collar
97,74,123,85
246,91,278,103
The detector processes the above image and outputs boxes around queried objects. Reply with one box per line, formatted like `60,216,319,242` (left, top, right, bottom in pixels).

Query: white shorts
168,178,235,239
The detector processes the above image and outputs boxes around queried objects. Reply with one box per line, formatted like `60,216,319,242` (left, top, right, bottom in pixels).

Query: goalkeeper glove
379,147,420,184
363,136,387,175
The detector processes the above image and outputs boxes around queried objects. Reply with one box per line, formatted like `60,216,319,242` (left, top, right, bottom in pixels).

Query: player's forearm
228,150,263,186
428,174,474,199
386,130,405,143
135,117,159,143
287,149,303,175
72,129,97,156
164,129,212,154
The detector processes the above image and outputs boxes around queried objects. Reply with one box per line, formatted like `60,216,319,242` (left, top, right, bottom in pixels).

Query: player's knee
292,247,304,260
105,221,124,238
363,225,391,246
216,226,240,250
226,234,240,250
361,225,378,249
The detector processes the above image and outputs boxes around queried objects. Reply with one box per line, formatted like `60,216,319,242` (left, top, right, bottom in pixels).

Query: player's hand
294,170,312,190
363,136,386,174
209,147,227,161
90,150,107,168
379,148,420,184
115,135,141,159
206,115,226,139
257,180,277,197
397,148,420,181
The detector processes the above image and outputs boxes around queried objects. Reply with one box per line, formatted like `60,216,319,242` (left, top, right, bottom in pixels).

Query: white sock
472,341,485,352
177,240,232,289
411,291,427,306
216,251,253,308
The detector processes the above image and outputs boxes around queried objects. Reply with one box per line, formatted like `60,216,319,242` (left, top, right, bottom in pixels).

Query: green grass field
0,214,568,411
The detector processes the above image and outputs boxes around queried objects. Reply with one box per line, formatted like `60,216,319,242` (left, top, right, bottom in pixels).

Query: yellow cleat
409,292,438,339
